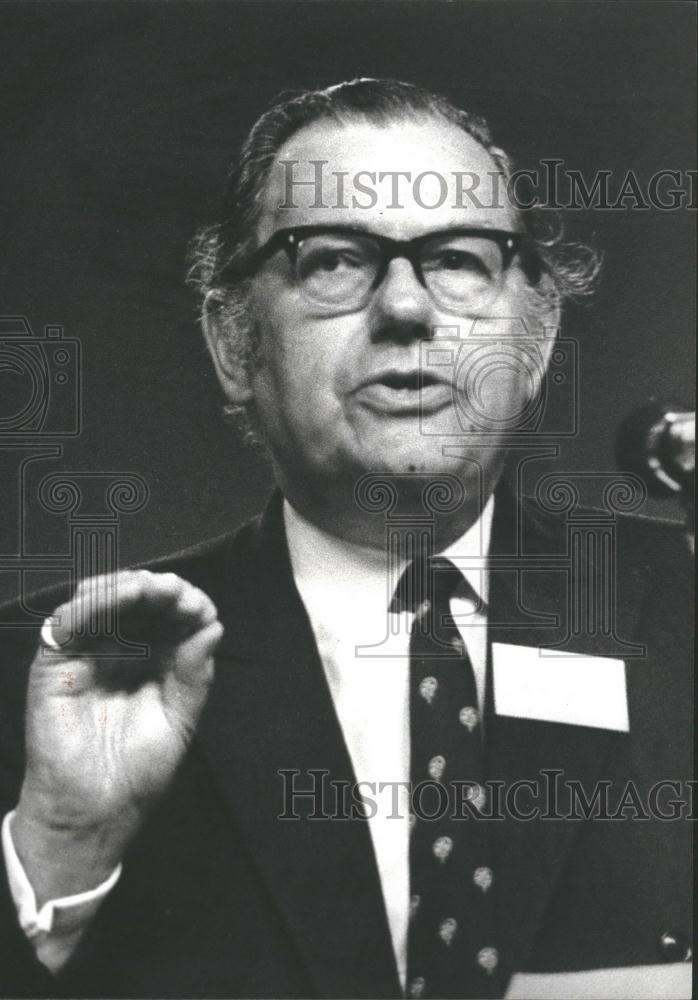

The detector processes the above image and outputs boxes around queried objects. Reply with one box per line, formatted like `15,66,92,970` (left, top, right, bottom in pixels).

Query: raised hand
12,570,223,905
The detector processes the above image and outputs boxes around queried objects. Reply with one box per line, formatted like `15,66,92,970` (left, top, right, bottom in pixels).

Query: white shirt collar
284,492,494,613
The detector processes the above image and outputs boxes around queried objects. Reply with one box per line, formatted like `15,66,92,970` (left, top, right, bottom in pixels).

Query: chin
348,442,469,479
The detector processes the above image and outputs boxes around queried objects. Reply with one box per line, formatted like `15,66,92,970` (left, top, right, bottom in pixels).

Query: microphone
615,401,695,497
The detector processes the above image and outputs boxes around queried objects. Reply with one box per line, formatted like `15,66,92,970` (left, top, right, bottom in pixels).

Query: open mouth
354,370,452,414
374,371,442,391
377,372,423,390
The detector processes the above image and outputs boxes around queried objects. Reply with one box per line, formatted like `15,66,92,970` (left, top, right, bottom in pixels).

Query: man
0,79,692,998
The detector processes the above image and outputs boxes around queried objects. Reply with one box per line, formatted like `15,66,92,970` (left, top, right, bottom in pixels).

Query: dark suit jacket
0,488,692,998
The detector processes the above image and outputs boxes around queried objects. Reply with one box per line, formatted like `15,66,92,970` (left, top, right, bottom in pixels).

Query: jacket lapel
196,494,401,998
485,485,648,975
193,484,649,990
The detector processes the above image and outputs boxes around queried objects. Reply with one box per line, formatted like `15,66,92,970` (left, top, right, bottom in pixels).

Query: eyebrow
259,223,524,250
274,223,519,237
238,222,525,280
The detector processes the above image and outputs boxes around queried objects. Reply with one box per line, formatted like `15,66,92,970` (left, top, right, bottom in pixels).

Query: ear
538,308,561,371
529,292,562,392
201,290,254,404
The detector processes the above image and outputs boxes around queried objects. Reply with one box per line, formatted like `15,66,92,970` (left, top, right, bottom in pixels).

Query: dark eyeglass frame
231,224,525,290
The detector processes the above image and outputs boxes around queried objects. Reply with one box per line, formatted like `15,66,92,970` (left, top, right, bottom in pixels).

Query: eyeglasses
233,225,525,314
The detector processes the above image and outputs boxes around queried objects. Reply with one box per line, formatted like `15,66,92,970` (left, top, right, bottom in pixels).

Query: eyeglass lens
293,231,508,311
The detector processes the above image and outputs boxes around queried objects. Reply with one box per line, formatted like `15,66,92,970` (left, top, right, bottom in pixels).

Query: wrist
12,794,134,908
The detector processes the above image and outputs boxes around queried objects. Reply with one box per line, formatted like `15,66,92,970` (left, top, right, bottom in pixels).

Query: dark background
0,1,695,603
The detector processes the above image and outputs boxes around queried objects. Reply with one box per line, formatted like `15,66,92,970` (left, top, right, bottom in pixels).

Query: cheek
454,339,545,432
252,304,353,426
453,283,550,429
466,364,535,428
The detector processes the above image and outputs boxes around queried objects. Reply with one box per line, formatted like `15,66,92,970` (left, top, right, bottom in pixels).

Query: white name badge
505,964,692,1000
492,643,629,732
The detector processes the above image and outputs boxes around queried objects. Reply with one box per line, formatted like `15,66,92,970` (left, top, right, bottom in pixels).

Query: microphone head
615,400,694,497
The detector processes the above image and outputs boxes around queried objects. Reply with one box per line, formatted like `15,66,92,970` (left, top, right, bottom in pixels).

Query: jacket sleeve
0,606,63,997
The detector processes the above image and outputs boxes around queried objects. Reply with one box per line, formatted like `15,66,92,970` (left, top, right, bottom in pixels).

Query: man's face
226,117,553,507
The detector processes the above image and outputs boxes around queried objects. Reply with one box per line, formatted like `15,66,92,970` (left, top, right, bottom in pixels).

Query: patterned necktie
392,556,500,1000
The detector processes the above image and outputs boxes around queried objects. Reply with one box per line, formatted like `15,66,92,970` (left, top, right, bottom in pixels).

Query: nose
368,257,435,344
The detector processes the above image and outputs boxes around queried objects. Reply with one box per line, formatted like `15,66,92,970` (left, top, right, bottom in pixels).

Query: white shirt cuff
2,810,122,969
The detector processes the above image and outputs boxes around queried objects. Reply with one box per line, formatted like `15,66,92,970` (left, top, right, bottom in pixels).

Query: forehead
258,116,517,242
